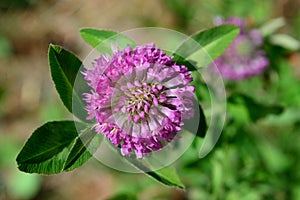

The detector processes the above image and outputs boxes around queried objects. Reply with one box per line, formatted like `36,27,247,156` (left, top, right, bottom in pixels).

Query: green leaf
259,17,286,36
269,34,300,51
174,25,240,68
228,94,284,122
80,29,117,47
146,167,185,189
80,28,136,51
64,126,101,171
16,121,102,174
48,45,88,121
127,158,185,189
172,54,198,71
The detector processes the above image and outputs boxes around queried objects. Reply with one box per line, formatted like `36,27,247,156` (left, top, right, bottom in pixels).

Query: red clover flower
83,43,195,158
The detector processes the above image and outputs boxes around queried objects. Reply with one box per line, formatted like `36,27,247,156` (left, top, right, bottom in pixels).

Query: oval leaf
48,44,88,121
80,29,116,47
174,24,240,68
80,28,136,50
270,34,300,51
259,17,286,36
146,167,185,189
16,121,101,174
127,158,185,189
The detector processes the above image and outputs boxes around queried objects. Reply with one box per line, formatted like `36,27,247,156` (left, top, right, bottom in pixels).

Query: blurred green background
0,0,300,199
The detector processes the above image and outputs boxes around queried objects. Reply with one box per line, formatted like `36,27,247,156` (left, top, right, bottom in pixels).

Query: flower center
114,80,165,123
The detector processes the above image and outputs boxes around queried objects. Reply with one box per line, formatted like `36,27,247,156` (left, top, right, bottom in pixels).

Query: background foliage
1,0,300,199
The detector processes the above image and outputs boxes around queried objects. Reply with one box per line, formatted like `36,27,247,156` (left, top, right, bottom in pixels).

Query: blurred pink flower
214,17,269,80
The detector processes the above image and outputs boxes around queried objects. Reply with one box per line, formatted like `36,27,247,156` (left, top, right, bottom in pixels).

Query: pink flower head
214,17,269,80
83,43,195,158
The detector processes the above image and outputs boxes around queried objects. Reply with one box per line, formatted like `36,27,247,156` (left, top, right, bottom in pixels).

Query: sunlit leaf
174,25,240,68
259,18,286,36
270,34,300,51
80,29,136,51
